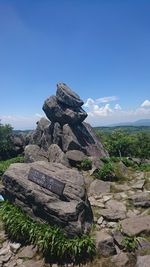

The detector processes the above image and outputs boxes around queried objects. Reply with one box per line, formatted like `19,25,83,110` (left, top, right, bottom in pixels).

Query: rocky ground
0,166,150,267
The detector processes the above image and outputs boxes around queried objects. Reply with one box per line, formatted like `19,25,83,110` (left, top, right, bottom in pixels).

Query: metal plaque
28,167,65,196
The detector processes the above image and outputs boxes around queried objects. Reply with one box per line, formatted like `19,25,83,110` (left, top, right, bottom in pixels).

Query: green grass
79,159,92,171
0,156,24,175
0,201,95,264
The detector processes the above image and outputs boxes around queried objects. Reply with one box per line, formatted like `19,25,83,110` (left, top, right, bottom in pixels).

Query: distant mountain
107,119,150,127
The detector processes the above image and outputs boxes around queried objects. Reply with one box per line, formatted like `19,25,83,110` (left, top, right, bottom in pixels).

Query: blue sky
0,0,150,129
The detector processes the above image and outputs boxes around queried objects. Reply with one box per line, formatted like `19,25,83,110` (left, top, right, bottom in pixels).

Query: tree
134,132,150,162
0,122,14,160
105,129,134,157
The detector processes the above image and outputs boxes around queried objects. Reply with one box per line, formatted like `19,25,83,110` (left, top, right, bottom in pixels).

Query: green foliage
0,123,14,160
121,157,136,168
134,132,150,161
122,236,138,252
0,201,95,264
96,127,150,161
80,159,92,170
138,163,150,172
0,156,24,175
94,162,114,181
105,129,134,157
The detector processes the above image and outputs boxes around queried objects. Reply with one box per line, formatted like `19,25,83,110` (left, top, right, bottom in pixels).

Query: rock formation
27,82,108,164
1,83,108,237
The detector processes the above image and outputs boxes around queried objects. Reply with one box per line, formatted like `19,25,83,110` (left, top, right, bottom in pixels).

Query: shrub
0,123,14,160
122,236,138,252
0,156,24,176
80,159,92,170
138,163,150,172
121,157,135,168
0,201,95,264
94,163,114,181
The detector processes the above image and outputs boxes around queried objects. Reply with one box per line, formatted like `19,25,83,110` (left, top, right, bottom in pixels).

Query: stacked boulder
26,83,108,165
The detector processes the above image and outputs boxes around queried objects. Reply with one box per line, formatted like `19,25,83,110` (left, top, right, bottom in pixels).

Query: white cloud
84,97,150,126
95,96,118,103
141,100,150,107
114,104,122,110
0,113,46,130
83,96,118,108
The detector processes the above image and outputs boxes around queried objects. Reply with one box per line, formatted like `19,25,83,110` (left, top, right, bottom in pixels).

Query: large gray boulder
43,96,87,125
24,145,49,162
121,215,150,236
29,118,53,150
2,161,93,237
56,82,84,107
62,123,108,157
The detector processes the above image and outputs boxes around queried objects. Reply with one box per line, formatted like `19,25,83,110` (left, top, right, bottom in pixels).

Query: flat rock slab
89,179,111,196
2,161,93,237
121,215,150,236
105,200,127,212
128,192,150,208
99,209,126,221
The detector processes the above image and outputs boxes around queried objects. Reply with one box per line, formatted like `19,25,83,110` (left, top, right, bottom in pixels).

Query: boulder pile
26,83,108,165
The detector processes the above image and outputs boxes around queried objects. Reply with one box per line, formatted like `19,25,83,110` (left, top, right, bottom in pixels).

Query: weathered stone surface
2,161,93,237
89,157,104,175
62,123,108,157
113,230,125,249
95,230,116,257
29,118,52,150
52,122,62,147
48,144,69,167
136,255,150,267
89,179,111,196
18,245,37,259
121,216,150,236
137,237,150,252
62,124,84,152
43,96,87,125
78,122,109,158
99,209,126,221
131,180,145,190
105,200,127,212
111,252,129,267
65,150,86,166
56,82,84,107
24,145,48,162
129,192,150,208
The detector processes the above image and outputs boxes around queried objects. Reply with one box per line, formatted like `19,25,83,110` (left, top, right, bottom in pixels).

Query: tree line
96,128,150,161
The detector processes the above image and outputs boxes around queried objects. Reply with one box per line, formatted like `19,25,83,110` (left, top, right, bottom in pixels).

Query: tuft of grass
0,201,95,264
121,236,138,252
94,162,115,181
0,156,24,176
79,159,92,171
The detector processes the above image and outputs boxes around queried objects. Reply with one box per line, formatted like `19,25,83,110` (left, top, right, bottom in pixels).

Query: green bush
0,123,14,160
138,163,150,172
94,163,114,181
80,159,92,170
0,156,24,175
122,236,138,252
100,157,110,164
121,157,136,168
0,201,95,264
